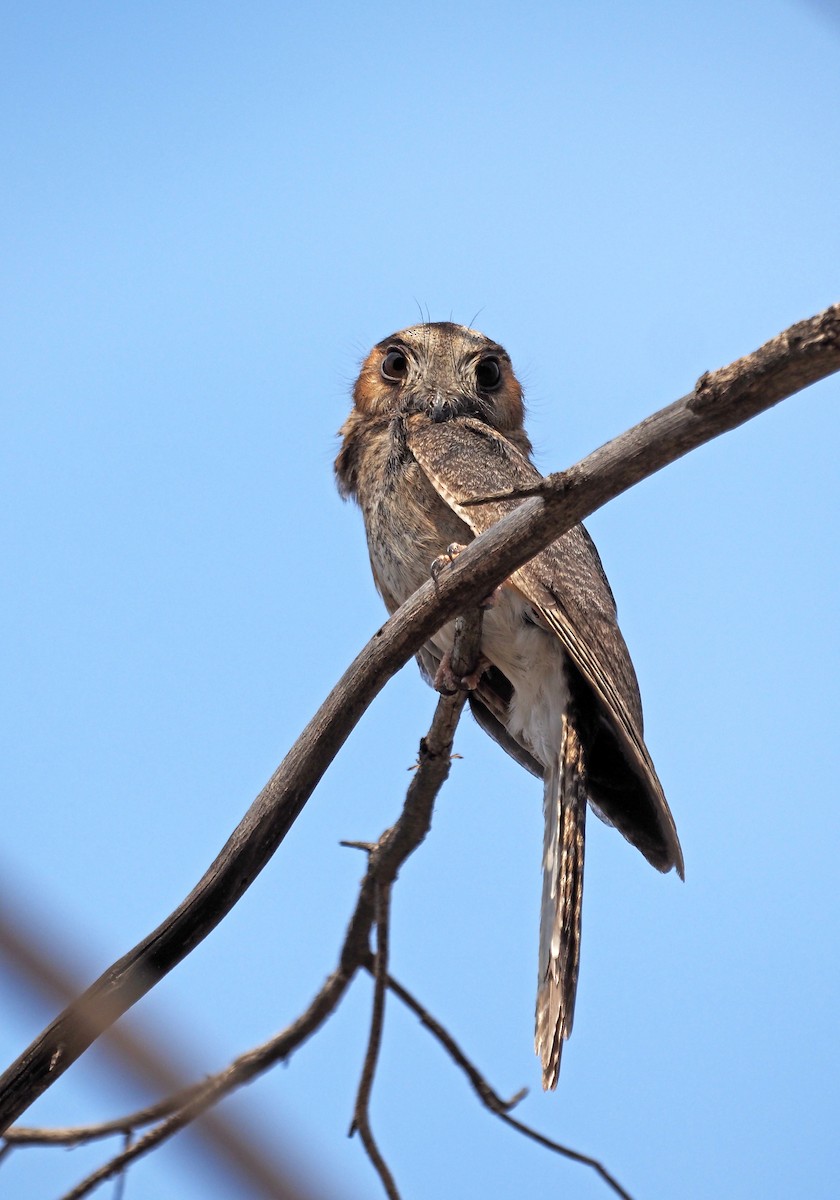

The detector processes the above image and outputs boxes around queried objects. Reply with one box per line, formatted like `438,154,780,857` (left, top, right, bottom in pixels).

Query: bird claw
433,650,488,695
430,543,500,608
431,543,468,585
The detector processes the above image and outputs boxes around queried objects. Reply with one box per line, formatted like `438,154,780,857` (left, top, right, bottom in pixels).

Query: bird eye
475,356,502,391
381,349,409,382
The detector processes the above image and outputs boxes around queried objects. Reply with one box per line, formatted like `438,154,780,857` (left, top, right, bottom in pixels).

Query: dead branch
8,614,483,1198
381,969,634,1200
0,909,317,1200
0,303,837,1131
51,971,353,1200
349,883,398,1200
2,1085,202,1146
343,608,484,1200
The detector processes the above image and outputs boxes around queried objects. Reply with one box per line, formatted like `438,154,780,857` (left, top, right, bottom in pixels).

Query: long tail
535,711,587,1090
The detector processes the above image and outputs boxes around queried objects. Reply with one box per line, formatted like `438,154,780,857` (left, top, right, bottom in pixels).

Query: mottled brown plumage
336,322,683,1088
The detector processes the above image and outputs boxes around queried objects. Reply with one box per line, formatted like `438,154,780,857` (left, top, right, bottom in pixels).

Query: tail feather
535,712,587,1090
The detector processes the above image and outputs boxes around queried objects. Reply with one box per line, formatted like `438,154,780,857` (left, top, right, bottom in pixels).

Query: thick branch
0,304,836,1130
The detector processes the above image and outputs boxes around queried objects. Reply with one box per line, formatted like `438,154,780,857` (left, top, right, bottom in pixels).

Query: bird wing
406,413,684,878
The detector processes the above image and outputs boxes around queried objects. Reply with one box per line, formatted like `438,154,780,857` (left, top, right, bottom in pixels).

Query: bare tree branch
381,969,635,1200
0,303,836,1131
344,608,485,1200
7,625,637,1199
3,1086,203,1146
0,907,318,1199
349,883,399,1200
379,969,528,1115
9,613,484,1197
50,971,353,1200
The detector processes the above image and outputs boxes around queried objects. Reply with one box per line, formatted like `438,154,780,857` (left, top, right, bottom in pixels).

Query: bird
335,321,683,1089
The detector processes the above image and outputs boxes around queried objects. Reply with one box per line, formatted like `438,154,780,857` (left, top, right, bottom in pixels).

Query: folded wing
407,414,683,878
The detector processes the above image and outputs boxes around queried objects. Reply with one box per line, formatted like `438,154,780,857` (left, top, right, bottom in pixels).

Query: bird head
352,322,526,437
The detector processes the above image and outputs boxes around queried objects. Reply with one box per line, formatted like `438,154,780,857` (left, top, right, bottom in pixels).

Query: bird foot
433,649,489,695
431,543,468,585
430,543,500,608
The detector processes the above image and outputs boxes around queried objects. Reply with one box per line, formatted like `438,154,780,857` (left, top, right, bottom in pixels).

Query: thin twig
495,1112,634,1200
4,1082,205,1145
2,304,836,1130
52,968,351,1200
0,910,311,1199
349,884,399,1200
379,969,526,1114
382,968,635,1200
111,1132,131,1200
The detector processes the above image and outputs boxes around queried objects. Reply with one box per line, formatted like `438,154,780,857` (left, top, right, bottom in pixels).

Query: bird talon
431,542,469,586
433,650,488,694
431,542,500,608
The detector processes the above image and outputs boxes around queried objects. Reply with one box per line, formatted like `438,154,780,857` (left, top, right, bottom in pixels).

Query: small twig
52,969,352,1200
378,968,525,1114
55,1094,215,1200
349,884,399,1200
382,968,635,1200
0,909,309,1198
350,885,390,1136
4,1082,205,1146
111,1131,132,1200
340,613,481,973
494,1112,634,1200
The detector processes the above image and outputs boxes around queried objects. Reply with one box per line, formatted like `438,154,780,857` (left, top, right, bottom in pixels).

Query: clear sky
2,2,838,1198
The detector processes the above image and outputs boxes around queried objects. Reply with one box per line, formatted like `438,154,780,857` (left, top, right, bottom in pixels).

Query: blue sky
2,2,838,1197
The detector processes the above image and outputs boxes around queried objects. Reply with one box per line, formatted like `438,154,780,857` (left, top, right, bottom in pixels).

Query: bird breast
362,454,471,609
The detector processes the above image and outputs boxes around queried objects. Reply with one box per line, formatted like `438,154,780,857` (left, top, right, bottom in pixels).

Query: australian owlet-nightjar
335,322,683,1088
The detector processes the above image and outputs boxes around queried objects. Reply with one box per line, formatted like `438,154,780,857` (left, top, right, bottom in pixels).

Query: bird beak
430,390,451,423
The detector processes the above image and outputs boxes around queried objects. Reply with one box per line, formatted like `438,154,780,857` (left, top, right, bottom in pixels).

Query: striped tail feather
535,712,587,1089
